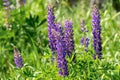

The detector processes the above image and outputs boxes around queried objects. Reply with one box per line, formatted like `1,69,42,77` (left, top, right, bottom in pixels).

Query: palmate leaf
38,18,46,26
26,13,39,27
25,12,46,27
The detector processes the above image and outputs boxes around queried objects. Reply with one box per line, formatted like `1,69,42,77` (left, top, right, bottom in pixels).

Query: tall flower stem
14,46,24,68
52,29,69,76
64,20,75,58
80,20,89,52
16,0,26,8
47,5,57,60
92,5,102,59
3,0,11,29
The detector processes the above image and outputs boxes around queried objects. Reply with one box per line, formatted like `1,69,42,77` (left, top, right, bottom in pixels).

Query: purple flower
14,46,23,68
80,38,89,52
92,5,102,59
16,0,26,8
80,20,88,32
80,38,89,47
64,20,74,57
3,0,11,29
3,0,10,7
23,0,26,3
47,5,57,60
80,20,89,52
52,29,69,76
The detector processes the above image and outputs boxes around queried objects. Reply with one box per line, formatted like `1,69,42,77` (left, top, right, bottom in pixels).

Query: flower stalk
47,5,57,60
14,46,24,68
64,20,75,57
52,29,69,76
80,20,89,52
92,5,102,59
3,0,11,29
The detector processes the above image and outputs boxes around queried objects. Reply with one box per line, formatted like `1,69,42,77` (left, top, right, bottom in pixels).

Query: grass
0,0,120,80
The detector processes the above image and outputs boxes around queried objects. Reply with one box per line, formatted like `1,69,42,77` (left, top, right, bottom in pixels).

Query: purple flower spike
80,20,88,32
3,0,11,29
3,0,10,7
92,5,102,59
47,5,57,60
16,0,26,8
80,38,89,52
64,20,74,57
80,20,89,52
14,46,23,68
80,38,89,47
52,29,69,76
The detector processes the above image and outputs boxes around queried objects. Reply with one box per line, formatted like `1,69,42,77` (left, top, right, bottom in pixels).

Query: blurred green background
0,0,120,79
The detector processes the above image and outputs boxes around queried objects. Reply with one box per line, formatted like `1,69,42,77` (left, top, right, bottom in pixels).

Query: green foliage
0,0,120,80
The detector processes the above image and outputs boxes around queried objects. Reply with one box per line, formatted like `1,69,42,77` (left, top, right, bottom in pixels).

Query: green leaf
0,30,14,39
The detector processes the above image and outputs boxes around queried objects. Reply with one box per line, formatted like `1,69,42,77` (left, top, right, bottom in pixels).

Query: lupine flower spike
92,5,102,59
80,20,89,52
80,20,88,32
3,0,11,29
64,20,75,57
16,0,26,8
47,5,57,60
14,46,24,68
80,38,89,52
52,29,69,76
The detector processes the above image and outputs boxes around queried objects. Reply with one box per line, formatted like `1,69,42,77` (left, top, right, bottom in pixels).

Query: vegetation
0,0,120,79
